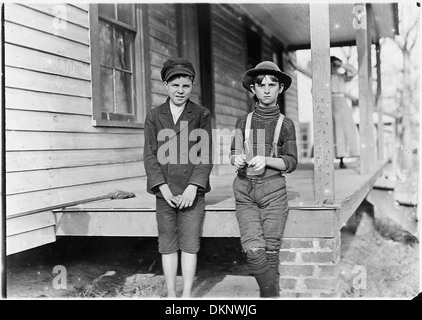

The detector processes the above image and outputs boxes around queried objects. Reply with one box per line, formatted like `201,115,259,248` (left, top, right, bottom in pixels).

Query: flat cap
161,58,196,82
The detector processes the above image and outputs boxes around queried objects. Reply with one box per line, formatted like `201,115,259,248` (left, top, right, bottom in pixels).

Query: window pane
115,70,133,114
99,21,114,67
100,67,114,113
117,4,134,26
114,28,134,71
99,3,116,20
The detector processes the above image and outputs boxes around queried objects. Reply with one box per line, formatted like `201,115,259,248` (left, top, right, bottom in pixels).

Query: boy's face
165,76,193,107
250,75,284,107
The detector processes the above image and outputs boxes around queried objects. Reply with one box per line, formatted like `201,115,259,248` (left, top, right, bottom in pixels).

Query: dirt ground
6,206,419,299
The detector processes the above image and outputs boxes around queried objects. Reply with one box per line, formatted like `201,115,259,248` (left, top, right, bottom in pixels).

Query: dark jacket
144,98,213,197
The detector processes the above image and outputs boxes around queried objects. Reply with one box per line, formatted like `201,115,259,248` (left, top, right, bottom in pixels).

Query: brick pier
278,233,341,297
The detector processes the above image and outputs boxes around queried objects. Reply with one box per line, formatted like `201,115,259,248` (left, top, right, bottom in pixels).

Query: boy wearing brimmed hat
144,58,213,298
230,61,298,297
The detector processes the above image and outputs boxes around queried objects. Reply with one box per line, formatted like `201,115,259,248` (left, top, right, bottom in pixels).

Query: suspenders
244,111,285,158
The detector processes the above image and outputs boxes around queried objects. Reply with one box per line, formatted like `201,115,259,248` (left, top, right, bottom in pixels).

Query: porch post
355,3,377,174
375,41,384,161
0,3,5,298
309,3,335,204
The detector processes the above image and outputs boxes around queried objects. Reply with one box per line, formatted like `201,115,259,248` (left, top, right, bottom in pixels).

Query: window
90,4,149,128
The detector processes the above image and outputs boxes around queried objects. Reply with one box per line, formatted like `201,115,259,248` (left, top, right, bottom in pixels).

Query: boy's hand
231,154,247,170
248,156,266,171
178,184,198,209
158,184,179,208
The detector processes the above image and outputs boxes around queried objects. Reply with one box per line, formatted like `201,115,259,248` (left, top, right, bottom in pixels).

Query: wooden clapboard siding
5,22,90,63
70,3,89,12
7,162,144,195
6,67,91,97
7,131,143,151
6,109,146,134
7,226,56,255
211,4,248,129
7,177,145,217
7,148,142,173
6,44,91,81
4,4,147,253
5,4,89,45
283,52,299,125
22,3,90,28
148,4,177,106
6,88,91,115
7,211,55,237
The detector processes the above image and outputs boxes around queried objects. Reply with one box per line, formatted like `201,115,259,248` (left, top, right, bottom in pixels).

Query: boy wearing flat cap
144,58,213,298
230,61,298,297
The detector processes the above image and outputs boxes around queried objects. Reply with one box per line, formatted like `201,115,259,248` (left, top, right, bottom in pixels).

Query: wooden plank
214,93,246,112
7,161,145,195
149,50,170,68
7,226,56,255
70,3,88,12
215,103,246,118
5,109,143,133
54,208,336,238
5,22,90,63
151,78,168,96
6,131,144,151
216,115,240,128
6,177,146,216
151,92,167,107
6,88,91,115
6,67,90,97
148,4,177,33
5,44,91,80
212,9,245,44
1,2,5,297
375,41,384,161
214,76,247,97
368,190,418,236
149,37,178,58
149,25,178,47
212,23,245,53
213,4,244,35
356,3,376,174
309,3,335,204
52,160,388,238
88,4,102,123
5,4,89,45
53,209,239,237
7,211,55,236
6,148,142,173
338,160,387,227
22,3,89,28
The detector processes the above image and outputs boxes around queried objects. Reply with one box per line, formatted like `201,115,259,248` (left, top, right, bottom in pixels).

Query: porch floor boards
54,159,388,238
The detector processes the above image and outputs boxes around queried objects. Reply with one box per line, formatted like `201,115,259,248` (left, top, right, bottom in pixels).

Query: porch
54,160,388,238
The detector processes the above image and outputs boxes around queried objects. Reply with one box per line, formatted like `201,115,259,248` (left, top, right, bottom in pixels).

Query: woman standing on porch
230,61,298,297
330,56,360,168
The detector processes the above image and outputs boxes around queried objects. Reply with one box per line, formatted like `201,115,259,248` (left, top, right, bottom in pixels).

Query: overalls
233,111,289,297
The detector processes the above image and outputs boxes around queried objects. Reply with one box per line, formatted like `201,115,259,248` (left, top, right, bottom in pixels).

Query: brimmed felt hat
242,61,292,92
161,58,196,82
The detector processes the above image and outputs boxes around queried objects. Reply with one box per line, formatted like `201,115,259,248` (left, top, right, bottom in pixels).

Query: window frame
89,3,150,129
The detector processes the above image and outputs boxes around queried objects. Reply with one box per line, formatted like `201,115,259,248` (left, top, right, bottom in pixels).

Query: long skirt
332,95,360,158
